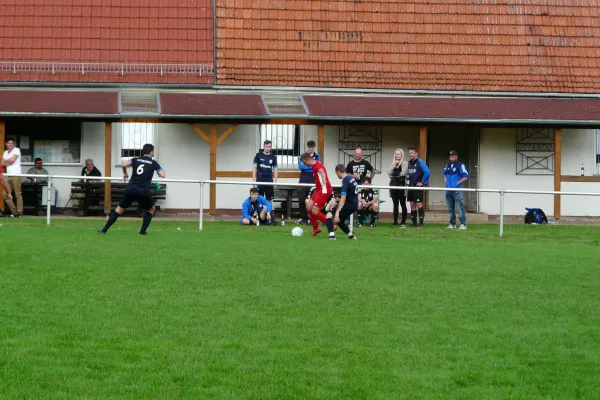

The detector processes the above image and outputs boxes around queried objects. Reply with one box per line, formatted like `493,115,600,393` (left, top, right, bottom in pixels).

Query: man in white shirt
2,138,23,217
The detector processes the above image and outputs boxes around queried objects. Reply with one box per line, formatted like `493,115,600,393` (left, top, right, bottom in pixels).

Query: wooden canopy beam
189,124,210,144
189,124,238,215
216,124,238,147
554,128,562,220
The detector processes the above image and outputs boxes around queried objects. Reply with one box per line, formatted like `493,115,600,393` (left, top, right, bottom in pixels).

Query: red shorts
311,190,333,209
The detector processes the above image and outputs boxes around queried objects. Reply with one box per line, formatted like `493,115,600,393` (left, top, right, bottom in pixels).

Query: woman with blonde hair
387,148,409,227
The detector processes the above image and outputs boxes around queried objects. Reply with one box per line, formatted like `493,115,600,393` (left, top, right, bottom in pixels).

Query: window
5,119,81,164
259,124,301,170
118,123,156,163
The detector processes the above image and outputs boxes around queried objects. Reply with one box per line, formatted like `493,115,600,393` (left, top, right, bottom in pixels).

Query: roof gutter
0,81,599,100
1,112,600,127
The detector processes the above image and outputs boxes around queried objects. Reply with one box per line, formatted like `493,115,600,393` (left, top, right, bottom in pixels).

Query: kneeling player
99,144,165,235
328,164,358,240
357,177,379,227
240,187,272,225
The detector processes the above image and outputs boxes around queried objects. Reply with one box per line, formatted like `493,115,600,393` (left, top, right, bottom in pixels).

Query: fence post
46,177,52,225
499,190,505,237
199,182,204,231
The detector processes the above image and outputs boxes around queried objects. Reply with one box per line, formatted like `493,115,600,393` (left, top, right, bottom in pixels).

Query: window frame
258,124,303,171
7,120,83,167
114,122,158,167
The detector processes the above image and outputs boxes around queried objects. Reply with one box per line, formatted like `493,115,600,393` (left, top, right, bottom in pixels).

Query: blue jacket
406,158,430,186
241,195,272,219
298,152,321,183
443,161,469,192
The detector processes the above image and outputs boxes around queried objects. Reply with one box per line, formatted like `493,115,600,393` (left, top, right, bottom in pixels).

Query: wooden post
104,122,112,215
419,126,428,161
554,128,562,220
419,126,428,208
190,123,238,215
318,125,325,161
0,121,4,210
209,124,217,214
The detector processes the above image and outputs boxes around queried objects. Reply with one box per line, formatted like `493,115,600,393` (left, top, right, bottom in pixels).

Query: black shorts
407,189,424,203
256,184,274,201
118,190,154,210
332,206,356,222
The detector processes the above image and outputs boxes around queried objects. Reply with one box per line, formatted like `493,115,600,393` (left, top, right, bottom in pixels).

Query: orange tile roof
215,0,600,93
0,0,214,84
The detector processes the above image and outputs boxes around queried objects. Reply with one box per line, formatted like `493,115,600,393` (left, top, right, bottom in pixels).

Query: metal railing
0,62,214,77
4,173,600,237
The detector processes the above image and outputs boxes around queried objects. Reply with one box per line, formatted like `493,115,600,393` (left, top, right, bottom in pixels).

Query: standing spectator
297,140,321,224
346,147,374,183
252,140,278,224
357,177,379,227
26,158,49,184
0,161,18,217
240,187,273,225
387,148,409,227
444,150,469,230
81,159,102,181
405,147,430,227
2,138,23,217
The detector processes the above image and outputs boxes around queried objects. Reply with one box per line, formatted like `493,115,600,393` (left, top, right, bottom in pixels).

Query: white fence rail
4,173,600,237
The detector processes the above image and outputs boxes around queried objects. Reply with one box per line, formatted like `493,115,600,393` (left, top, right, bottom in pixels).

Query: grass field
1,219,600,399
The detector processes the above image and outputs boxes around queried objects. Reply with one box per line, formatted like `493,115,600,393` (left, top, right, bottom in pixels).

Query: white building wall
478,127,599,216
57,123,599,217
323,125,419,213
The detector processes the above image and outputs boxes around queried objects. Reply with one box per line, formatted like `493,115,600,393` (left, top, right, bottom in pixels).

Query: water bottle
281,215,286,226
581,163,585,176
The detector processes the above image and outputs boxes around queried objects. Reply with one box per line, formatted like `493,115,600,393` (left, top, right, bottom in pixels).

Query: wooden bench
272,187,300,218
68,181,167,216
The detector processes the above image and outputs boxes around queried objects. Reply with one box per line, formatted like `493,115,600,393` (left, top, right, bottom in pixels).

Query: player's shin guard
325,217,334,234
338,220,350,234
418,208,425,225
140,211,153,234
101,211,120,233
315,211,327,225
310,213,319,230
411,210,417,226
370,212,378,225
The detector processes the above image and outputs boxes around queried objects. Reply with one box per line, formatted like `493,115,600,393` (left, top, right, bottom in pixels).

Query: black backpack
524,208,548,224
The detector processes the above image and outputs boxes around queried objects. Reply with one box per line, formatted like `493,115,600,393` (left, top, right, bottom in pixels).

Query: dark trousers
297,186,310,219
390,189,408,224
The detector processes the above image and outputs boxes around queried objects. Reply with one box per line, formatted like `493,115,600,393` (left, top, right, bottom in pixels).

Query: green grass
1,219,600,399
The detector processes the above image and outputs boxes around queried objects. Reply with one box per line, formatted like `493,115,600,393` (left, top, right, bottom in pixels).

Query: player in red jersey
299,153,336,238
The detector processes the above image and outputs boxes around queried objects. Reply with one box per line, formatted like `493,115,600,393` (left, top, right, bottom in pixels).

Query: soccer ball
291,227,304,237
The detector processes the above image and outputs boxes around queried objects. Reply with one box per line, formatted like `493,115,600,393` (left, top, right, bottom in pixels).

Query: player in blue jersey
99,143,165,235
405,146,430,227
327,164,358,240
252,140,278,224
